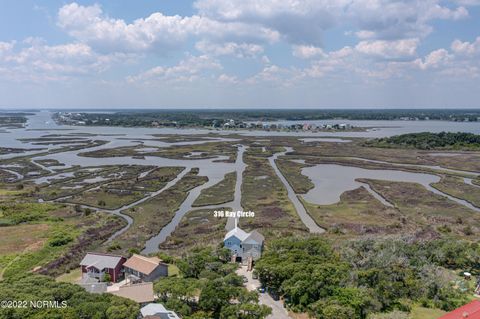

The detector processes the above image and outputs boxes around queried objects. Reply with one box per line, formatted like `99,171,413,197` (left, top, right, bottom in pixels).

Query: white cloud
58,3,279,54
0,40,125,82
355,39,419,59
348,0,468,40
413,49,452,70
195,40,264,58
292,45,326,59
218,74,238,84
0,41,15,55
195,0,349,45
127,55,222,84
194,0,468,44
246,64,302,86
451,37,480,55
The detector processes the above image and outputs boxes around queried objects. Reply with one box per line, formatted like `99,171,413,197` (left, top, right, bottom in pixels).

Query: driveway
236,265,291,319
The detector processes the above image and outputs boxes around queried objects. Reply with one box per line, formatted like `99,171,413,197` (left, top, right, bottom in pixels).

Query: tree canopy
255,237,475,319
367,132,480,150
0,275,139,319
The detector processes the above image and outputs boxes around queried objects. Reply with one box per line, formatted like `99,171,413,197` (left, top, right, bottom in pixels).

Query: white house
224,226,264,262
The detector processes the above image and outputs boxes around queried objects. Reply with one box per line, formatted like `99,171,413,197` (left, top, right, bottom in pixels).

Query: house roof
140,303,180,318
224,227,264,245
141,303,168,317
80,252,125,270
244,230,264,244
110,282,155,303
123,254,164,275
438,300,480,319
224,227,249,242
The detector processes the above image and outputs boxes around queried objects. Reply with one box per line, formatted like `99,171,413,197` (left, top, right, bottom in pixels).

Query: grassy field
63,166,183,209
301,187,402,236
193,172,236,206
362,179,480,237
291,140,480,173
168,264,180,277
241,148,308,237
106,169,208,254
152,141,238,162
290,152,473,178
276,159,314,194
0,224,50,254
159,207,228,255
410,306,446,319
0,197,126,279
67,187,147,209
80,140,238,162
432,175,480,207
55,267,82,283
34,166,123,200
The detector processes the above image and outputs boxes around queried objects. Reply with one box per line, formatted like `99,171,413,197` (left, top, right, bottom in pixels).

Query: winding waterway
2,111,480,252
142,145,248,253
300,164,480,212
270,148,325,233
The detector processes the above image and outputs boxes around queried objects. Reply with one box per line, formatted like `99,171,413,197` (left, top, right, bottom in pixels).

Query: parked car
242,276,248,283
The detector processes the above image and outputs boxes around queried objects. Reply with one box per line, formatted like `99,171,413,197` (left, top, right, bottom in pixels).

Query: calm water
2,111,480,251
142,145,248,253
301,164,480,212
270,148,325,233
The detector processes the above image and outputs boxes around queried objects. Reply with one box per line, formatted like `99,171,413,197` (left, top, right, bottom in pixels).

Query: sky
0,0,480,109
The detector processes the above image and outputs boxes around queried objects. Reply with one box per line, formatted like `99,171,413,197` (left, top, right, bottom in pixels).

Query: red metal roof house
438,300,480,319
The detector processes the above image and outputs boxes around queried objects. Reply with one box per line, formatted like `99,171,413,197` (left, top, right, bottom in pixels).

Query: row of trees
61,109,480,127
155,247,271,319
367,132,480,150
255,237,477,319
0,275,139,319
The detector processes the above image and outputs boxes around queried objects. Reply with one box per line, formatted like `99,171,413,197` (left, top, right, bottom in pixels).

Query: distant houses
123,254,168,283
224,226,264,263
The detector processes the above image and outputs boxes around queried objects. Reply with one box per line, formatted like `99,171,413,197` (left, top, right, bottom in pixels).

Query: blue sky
0,0,479,109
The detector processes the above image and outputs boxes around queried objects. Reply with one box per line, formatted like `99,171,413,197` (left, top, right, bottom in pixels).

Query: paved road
236,265,291,319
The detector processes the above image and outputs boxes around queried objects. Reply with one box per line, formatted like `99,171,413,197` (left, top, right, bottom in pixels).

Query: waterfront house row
80,252,168,283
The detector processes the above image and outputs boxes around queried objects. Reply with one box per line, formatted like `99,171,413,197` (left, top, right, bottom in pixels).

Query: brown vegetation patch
0,224,50,254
